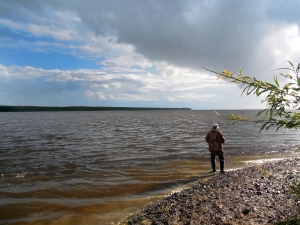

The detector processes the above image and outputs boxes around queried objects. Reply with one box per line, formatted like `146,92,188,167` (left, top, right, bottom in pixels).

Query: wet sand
120,158,300,225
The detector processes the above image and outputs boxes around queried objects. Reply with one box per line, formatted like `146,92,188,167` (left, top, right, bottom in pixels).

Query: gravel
120,158,300,225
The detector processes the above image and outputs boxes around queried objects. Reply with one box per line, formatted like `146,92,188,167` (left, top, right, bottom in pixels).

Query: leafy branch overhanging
202,60,300,132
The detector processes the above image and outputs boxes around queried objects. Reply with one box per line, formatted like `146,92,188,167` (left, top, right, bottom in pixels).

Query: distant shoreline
0,106,191,112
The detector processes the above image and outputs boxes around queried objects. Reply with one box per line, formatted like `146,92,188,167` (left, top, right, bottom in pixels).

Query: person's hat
212,124,219,129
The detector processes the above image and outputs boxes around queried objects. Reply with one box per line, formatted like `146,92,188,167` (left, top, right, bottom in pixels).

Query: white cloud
95,91,106,100
0,9,136,61
0,63,233,104
85,90,106,100
101,54,152,69
0,17,77,41
260,23,300,68
167,93,218,102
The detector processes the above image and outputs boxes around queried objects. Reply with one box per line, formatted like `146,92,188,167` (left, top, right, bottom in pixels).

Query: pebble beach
121,158,300,225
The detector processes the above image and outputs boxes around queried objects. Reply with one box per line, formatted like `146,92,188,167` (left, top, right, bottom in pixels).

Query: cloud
260,24,300,66
0,0,299,108
85,90,106,100
2,0,300,74
0,18,77,41
0,63,233,106
101,54,152,69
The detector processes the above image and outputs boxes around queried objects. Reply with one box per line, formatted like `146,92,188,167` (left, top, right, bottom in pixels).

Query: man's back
206,128,225,155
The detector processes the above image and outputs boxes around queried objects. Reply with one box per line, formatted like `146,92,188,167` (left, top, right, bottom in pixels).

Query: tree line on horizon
0,106,191,112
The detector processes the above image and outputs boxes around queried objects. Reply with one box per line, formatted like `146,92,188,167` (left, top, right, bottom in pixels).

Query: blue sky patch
0,50,103,70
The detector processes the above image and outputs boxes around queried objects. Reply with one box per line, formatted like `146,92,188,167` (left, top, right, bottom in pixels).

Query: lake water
0,110,299,225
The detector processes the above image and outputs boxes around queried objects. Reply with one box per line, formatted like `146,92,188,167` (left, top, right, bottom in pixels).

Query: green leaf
298,77,300,86
283,83,293,89
242,86,249,96
274,76,280,87
256,88,259,96
247,86,255,95
268,83,278,89
257,89,269,96
259,122,270,133
261,81,270,87
287,60,295,70
272,68,294,72
296,62,300,74
280,73,293,79
215,111,222,117
276,124,284,131
266,123,274,130
256,109,267,118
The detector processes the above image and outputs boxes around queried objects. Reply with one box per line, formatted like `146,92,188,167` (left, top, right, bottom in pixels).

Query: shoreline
0,106,191,112
120,158,300,225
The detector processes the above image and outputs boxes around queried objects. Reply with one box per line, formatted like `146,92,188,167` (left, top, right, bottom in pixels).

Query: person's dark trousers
211,153,225,172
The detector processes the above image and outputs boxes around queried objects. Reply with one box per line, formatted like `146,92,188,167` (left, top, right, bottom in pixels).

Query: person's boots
211,159,216,172
220,160,225,173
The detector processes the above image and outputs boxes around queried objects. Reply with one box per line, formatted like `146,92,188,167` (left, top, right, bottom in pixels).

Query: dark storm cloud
265,0,300,24
55,0,266,73
61,0,300,77
113,0,265,70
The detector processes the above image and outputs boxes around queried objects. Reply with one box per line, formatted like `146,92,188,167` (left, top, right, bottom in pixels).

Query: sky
0,0,300,109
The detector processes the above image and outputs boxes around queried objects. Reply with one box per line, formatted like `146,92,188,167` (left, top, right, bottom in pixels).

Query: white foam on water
244,157,287,164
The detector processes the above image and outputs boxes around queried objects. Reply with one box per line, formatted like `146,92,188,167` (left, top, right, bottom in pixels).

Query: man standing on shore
205,124,226,173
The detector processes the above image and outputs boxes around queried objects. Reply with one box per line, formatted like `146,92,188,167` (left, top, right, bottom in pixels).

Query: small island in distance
0,106,191,112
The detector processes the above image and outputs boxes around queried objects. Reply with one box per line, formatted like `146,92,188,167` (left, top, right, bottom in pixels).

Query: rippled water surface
0,110,299,224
